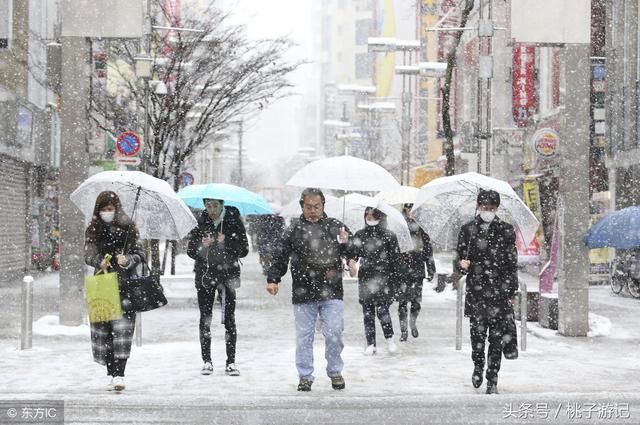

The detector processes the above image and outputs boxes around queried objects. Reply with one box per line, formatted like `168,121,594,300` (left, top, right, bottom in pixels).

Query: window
0,0,11,49
355,19,371,46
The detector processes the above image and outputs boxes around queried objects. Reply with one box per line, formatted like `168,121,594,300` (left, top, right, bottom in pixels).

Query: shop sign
532,128,559,158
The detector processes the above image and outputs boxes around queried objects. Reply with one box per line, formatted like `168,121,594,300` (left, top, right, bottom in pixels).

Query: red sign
116,131,141,156
512,44,536,127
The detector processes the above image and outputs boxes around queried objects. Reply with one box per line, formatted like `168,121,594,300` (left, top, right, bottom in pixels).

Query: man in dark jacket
265,188,354,392
456,189,518,395
187,199,249,377
397,203,436,342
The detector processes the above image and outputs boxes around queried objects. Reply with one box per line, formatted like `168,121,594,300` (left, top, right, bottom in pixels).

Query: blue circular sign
116,131,141,156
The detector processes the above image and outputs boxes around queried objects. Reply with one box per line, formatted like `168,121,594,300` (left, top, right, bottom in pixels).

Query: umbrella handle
122,186,142,255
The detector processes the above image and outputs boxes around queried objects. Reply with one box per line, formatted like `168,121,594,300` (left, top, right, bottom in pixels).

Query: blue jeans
293,299,344,381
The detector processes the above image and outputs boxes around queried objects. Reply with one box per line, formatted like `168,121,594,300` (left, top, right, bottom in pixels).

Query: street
2,252,640,424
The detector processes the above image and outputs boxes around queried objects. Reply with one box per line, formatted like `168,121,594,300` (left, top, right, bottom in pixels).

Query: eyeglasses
302,203,323,211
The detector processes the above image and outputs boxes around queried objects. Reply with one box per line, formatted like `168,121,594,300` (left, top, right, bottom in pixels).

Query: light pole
368,38,421,184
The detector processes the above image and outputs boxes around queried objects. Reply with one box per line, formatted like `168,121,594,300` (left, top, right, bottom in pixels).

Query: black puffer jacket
267,214,354,304
187,206,249,288
349,223,402,305
455,216,518,318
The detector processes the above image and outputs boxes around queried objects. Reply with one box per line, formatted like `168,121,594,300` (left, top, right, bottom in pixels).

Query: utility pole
237,120,243,186
58,36,90,325
558,43,590,337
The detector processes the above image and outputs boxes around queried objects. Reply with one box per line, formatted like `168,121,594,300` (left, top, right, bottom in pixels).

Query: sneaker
105,376,114,391
297,378,313,392
399,331,408,342
386,337,398,353
411,328,419,338
363,344,377,356
225,363,240,376
201,362,214,375
472,366,483,389
486,381,499,395
330,375,346,390
113,376,125,391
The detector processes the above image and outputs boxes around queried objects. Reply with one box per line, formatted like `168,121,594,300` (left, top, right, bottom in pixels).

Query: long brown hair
85,191,139,247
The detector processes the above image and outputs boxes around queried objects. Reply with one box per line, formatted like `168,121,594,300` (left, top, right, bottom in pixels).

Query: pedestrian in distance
348,207,402,355
84,191,145,392
396,203,436,342
456,189,518,395
187,199,249,377
265,188,354,392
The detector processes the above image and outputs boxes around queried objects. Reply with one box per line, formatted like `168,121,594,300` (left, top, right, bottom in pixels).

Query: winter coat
396,217,436,302
267,214,354,304
255,214,286,253
349,223,402,305
84,221,145,305
187,206,249,289
455,216,518,318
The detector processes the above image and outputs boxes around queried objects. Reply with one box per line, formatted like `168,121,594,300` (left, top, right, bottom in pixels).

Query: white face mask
100,211,115,223
479,211,496,223
366,219,380,226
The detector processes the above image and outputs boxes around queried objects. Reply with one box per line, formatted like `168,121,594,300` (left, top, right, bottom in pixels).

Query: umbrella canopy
411,172,539,248
70,171,197,240
286,155,400,192
583,206,640,249
178,183,272,215
375,185,421,205
281,193,413,252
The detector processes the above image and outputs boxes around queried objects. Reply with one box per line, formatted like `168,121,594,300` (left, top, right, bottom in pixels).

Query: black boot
400,330,408,342
472,366,483,389
486,377,498,394
409,312,419,338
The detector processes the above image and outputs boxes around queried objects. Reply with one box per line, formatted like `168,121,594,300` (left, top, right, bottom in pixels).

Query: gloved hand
427,274,434,282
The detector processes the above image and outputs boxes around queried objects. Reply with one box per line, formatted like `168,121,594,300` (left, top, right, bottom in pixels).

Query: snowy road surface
1,252,640,424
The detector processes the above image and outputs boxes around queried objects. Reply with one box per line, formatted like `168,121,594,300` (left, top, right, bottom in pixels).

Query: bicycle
610,253,640,298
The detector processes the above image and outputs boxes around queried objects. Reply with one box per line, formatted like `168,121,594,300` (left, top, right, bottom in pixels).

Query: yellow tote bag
84,270,123,323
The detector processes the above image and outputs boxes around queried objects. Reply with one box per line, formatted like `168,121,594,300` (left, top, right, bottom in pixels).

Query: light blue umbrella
178,183,273,215
583,206,640,249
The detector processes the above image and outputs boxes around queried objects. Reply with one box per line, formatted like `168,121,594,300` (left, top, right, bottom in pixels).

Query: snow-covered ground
2,252,640,424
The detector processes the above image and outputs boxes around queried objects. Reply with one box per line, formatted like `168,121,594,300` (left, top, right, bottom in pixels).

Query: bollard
135,314,142,347
20,275,34,350
456,278,465,350
519,281,527,352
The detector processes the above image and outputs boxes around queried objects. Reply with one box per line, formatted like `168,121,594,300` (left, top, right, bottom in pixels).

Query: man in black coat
265,188,354,392
187,199,249,377
397,203,436,342
456,189,518,395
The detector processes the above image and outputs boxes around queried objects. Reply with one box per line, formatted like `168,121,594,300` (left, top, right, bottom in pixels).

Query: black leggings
361,302,393,347
398,301,421,332
197,282,237,366
106,358,128,377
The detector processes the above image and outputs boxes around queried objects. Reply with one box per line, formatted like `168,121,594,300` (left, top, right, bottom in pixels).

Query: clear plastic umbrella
70,171,197,240
411,172,539,248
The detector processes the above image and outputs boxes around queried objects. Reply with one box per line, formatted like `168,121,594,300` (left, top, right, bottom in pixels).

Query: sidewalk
2,252,640,424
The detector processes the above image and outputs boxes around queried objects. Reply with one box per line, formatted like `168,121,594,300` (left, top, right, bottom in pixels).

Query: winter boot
330,375,346,390
297,378,313,392
472,366,484,389
400,331,409,342
486,381,499,394
409,312,419,338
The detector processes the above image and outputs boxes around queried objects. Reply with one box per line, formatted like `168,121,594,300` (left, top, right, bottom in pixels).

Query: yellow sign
522,178,542,222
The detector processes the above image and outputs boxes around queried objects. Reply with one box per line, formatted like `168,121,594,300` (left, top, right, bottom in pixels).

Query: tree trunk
442,0,475,176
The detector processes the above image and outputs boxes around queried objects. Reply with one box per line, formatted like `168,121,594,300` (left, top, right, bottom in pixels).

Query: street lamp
368,37,421,184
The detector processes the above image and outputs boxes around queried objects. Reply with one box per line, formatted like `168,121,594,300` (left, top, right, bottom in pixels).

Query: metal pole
238,121,243,186
20,276,34,350
519,280,527,352
455,277,464,350
135,314,143,347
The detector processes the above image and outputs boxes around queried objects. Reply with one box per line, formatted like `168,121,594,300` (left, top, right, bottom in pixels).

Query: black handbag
120,261,168,313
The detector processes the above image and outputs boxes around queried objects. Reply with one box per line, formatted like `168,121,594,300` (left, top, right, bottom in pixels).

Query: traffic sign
181,172,194,186
116,131,141,156
115,156,141,166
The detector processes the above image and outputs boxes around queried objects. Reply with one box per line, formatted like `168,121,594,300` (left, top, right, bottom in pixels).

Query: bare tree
93,2,302,271
442,0,475,176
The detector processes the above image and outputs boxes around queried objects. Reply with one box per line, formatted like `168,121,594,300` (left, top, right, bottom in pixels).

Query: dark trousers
470,315,505,384
362,302,394,347
197,282,237,366
398,300,421,333
106,358,128,377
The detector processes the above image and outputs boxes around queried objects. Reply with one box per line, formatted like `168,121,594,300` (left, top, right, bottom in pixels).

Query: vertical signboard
512,44,536,127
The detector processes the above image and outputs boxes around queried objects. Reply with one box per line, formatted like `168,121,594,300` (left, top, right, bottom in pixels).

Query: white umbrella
375,185,421,205
411,172,539,248
286,155,400,192
280,194,413,252
70,171,197,240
